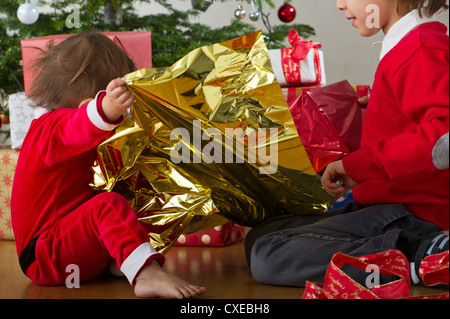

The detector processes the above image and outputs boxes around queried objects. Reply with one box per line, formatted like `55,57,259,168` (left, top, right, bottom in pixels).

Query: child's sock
411,232,449,285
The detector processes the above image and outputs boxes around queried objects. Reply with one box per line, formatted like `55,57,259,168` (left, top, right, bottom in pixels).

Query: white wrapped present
8,92,46,149
269,29,326,87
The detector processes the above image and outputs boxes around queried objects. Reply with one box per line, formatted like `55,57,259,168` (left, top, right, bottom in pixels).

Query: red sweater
11,92,123,254
343,22,449,230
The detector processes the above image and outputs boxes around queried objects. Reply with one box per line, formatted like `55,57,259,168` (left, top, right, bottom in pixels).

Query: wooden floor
0,239,303,299
0,239,447,299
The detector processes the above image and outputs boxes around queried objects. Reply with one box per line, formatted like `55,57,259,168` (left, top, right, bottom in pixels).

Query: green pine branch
0,0,315,94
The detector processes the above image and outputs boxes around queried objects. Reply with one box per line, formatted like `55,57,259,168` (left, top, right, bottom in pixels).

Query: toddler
11,31,206,298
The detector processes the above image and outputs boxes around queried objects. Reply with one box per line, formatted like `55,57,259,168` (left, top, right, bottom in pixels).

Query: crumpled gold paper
92,31,333,253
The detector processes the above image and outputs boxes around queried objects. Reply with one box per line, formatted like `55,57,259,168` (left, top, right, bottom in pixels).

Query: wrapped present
92,31,333,253
281,86,323,105
0,146,19,240
269,29,326,87
21,31,152,96
290,80,365,174
282,84,370,105
174,221,245,247
354,85,371,99
8,92,47,149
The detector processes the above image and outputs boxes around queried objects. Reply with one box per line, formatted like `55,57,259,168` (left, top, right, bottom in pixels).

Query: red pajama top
343,20,449,230
11,92,123,254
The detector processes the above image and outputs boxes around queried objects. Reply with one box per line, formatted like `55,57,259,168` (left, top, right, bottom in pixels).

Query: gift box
0,146,19,240
290,80,365,174
21,31,152,96
8,92,47,149
174,222,245,247
281,86,323,105
269,29,326,87
282,84,370,105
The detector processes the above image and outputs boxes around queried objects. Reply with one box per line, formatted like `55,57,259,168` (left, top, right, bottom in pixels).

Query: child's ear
78,98,94,108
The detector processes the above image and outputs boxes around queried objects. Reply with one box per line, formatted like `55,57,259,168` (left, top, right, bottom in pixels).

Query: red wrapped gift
174,221,245,247
21,31,152,96
282,84,370,105
281,86,323,105
269,29,326,87
290,80,365,174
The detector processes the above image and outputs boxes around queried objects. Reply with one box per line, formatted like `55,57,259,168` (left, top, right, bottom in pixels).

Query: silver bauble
249,10,260,21
234,5,246,20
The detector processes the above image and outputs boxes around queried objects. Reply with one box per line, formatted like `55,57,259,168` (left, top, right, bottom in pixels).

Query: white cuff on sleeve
86,91,118,131
120,243,160,285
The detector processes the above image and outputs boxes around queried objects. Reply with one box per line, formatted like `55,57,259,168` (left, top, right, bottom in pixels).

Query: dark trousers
244,202,441,287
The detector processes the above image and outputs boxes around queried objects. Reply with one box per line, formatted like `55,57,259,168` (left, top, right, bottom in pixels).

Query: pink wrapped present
21,31,152,96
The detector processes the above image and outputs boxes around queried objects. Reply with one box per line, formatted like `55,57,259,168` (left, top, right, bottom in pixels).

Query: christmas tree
0,0,315,95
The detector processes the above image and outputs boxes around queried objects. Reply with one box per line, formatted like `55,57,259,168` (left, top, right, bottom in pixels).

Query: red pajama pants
24,192,164,286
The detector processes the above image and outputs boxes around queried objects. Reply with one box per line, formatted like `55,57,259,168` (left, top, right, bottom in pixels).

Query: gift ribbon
281,29,322,86
419,251,449,287
302,250,449,299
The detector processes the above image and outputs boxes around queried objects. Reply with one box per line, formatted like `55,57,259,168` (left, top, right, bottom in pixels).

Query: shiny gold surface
92,31,333,253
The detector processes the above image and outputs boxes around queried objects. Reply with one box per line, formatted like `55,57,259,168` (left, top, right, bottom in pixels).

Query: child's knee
249,236,282,284
95,191,128,204
90,192,136,220
95,192,132,210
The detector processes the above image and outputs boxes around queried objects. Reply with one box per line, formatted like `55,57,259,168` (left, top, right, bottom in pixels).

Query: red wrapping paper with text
289,80,365,174
302,250,449,299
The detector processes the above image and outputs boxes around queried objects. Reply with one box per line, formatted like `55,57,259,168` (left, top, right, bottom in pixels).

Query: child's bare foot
134,261,206,299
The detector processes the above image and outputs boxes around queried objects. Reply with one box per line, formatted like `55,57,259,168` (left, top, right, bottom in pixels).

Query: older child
245,0,448,287
11,31,206,298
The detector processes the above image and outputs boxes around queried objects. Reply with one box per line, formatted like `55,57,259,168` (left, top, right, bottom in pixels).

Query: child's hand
101,78,135,123
321,160,358,199
357,96,369,108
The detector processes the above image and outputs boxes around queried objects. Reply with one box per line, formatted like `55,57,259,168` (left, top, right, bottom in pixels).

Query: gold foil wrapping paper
92,31,333,253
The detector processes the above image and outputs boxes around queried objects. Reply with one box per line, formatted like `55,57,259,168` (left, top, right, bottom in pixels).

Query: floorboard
0,240,447,300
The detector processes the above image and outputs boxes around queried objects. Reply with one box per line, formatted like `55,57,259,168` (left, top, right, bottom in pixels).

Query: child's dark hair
29,31,136,111
399,0,449,17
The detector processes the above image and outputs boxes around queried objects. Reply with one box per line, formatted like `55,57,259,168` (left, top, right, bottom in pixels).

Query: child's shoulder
413,22,449,52
389,22,449,68
28,107,74,134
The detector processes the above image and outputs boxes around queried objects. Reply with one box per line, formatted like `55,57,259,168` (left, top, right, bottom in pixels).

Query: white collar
379,9,437,60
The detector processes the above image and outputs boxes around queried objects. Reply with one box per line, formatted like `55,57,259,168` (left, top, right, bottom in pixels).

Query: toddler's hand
101,78,135,123
321,160,358,199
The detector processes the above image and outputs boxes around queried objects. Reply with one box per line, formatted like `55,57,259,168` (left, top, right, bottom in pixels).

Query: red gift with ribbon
289,80,365,174
269,29,326,87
